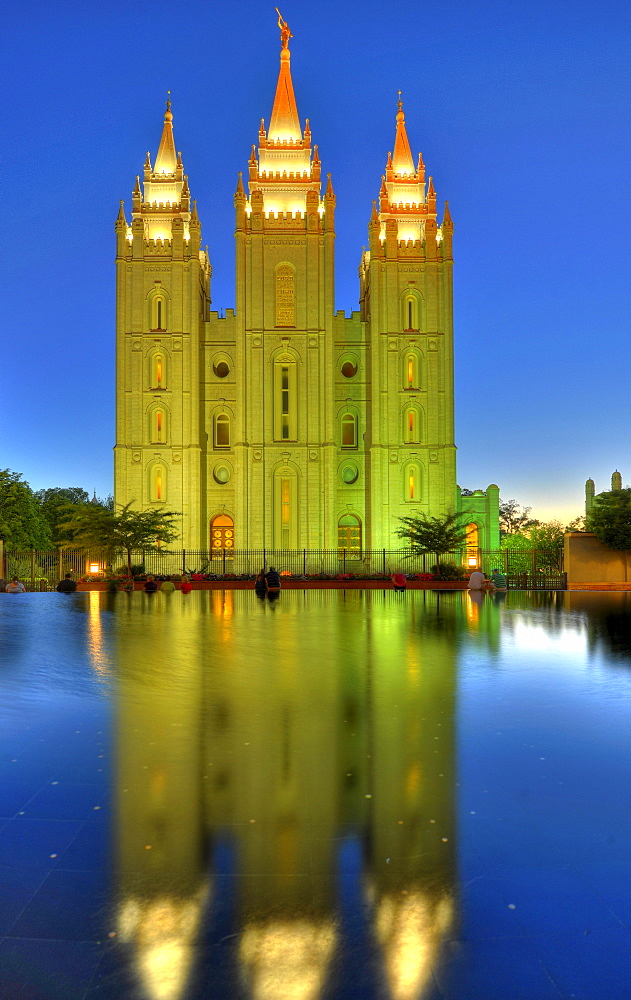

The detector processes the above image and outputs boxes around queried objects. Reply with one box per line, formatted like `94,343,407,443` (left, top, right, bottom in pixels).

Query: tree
34,487,91,545
587,489,631,551
58,502,181,575
395,511,469,570
0,469,52,548
499,498,540,536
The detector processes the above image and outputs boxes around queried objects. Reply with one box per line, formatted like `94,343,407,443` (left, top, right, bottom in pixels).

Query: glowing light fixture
467,557,477,567
89,562,100,574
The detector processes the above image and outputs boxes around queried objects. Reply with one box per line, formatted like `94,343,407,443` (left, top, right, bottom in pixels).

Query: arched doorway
210,515,235,557
465,522,479,568
338,514,362,556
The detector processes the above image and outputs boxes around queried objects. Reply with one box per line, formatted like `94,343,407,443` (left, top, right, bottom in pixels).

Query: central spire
154,93,177,174
269,10,302,142
392,92,414,176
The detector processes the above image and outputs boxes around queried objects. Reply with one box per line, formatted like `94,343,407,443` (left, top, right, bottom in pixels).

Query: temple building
114,17,499,553
585,470,624,517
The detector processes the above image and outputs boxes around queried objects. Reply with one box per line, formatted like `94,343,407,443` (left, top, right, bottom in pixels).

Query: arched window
402,292,420,331
214,413,230,449
149,464,167,502
275,263,295,327
404,462,422,502
338,514,362,555
149,291,168,331
404,352,420,389
149,405,167,443
274,357,297,441
149,350,167,389
210,514,235,554
341,413,357,448
404,406,421,443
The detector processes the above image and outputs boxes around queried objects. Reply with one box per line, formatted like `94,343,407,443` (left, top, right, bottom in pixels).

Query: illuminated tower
359,96,457,543
231,14,338,548
114,98,211,546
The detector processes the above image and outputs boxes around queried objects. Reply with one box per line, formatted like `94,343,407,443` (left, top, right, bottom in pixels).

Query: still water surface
1,589,631,1000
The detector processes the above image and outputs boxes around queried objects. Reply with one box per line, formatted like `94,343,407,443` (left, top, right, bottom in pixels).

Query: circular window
341,361,357,378
341,463,359,485
213,464,231,484
214,361,230,378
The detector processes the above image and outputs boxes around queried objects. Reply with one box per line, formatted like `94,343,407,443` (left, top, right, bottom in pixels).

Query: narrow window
274,359,297,441
151,407,167,443
405,464,421,502
157,299,163,330
156,359,163,387
341,413,356,448
215,414,230,448
405,353,419,389
150,465,167,502
281,479,290,526
405,408,420,443
281,366,290,440
156,470,162,501
408,299,413,330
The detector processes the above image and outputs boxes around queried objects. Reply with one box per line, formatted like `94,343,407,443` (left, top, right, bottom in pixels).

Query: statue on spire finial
166,89,171,111
276,8,292,48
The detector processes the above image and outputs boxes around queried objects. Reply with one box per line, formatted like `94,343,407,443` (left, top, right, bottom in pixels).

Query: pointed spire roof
154,94,177,174
269,14,301,141
392,93,415,176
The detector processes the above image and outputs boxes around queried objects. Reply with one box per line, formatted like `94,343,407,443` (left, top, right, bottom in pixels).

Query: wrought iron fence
1,546,566,589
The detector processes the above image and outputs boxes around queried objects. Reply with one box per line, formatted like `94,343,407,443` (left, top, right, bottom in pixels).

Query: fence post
223,547,226,575
343,548,346,573
30,550,35,589
58,549,63,585
182,549,186,574
303,549,306,576
382,549,386,575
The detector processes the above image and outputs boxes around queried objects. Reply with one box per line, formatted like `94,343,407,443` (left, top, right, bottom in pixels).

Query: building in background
114,17,499,552
585,470,624,518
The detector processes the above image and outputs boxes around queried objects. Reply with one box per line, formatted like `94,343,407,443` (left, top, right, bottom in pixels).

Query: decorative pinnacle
165,90,172,121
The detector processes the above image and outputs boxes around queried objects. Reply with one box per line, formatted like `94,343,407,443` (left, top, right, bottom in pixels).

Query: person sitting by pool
6,576,26,593
179,574,192,594
254,569,267,597
490,568,507,591
265,567,281,593
144,575,158,593
467,568,489,591
160,576,175,593
56,573,77,593
391,572,407,592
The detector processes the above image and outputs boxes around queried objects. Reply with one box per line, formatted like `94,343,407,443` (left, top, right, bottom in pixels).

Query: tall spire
392,93,415,176
154,93,177,174
269,11,301,141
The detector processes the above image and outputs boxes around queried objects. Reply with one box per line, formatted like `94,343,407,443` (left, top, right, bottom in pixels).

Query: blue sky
2,0,630,521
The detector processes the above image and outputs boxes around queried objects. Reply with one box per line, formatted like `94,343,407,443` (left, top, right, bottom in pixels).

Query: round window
341,463,359,485
213,465,230,484
341,361,357,378
214,361,230,378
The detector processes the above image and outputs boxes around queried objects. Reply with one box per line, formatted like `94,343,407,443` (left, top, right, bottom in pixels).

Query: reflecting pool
1,589,631,1000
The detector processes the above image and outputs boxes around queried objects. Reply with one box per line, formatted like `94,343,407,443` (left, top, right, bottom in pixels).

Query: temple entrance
210,515,234,557
338,514,362,556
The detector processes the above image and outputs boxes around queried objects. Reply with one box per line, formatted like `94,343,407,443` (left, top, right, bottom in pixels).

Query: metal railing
1,547,566,589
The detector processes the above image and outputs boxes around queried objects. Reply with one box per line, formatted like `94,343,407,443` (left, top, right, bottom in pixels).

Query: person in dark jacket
254,570,267,598
265,567,281,592
56,574,77,593
144,575,158,593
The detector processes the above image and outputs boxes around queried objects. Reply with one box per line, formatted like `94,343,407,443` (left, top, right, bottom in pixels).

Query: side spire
392,92,415,176
269,11,301,141
154,92,177,174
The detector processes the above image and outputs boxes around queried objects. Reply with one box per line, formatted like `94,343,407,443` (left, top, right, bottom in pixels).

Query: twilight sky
3,0,629,522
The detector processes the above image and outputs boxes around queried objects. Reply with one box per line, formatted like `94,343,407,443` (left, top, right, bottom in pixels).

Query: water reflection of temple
111,591,458,999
